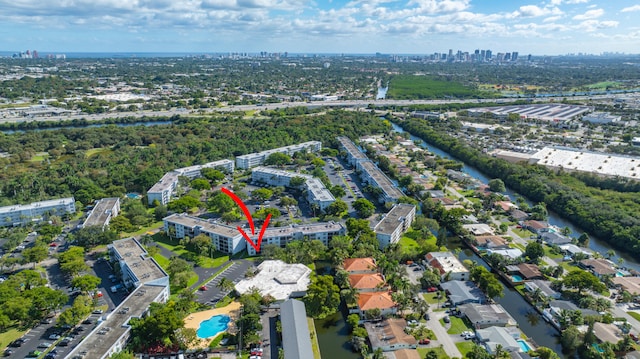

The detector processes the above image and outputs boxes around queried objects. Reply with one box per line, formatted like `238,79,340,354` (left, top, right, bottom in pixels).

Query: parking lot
195,260,254,305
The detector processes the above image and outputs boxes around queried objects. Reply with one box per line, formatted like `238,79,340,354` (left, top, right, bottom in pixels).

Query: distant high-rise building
485,50,492,60
512,52,519,61
480,50,486,61
504,53,511,61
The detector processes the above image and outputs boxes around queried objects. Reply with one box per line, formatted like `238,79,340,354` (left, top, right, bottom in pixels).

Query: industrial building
467,104,592,124
66,238,170,359
529,147,640,181
251,166,335,210
373,204,416,248
235,141,322,169
0,197,76,227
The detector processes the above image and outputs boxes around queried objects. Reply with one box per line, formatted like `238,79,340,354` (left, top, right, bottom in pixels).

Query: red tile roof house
352,291,398,318
343,257,377,274
348,273,387,292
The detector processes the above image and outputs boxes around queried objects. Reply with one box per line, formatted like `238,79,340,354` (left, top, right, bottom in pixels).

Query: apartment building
0,197,75,227
373,204,416,249
425,251,470,281
174,159,235,179
66,238,169,359
163,213,246,255
236,141,322,169
337,136,369,169
251,166,335,210
147,171,180,206
81,197,120,231
246,221,346,256
359,160,404,203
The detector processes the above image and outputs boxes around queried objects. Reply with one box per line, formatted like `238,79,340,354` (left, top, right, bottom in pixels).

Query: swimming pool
592,343,604,353
517,339,531,352
511,275,524,283
196,314,231,339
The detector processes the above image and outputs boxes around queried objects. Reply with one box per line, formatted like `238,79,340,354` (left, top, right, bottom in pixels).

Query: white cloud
576,19,618,32
572,8,603,20
550,0,588,4
621,5,640,12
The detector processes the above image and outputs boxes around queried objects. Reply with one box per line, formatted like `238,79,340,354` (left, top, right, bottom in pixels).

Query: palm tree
341,287,359,308
531,288,544,305
217,277,235,293
606,249,616,259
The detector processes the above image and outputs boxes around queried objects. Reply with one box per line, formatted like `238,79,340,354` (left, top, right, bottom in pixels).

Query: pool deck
184,301,242,347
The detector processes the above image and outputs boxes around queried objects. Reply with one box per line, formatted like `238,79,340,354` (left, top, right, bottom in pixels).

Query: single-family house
495,201,516,212
475,235,510,250
440,280,485,306
463,223,495,236
522,220,549,234
509,209,529,221
348,273,387,292
611,276,640,296
364,318,417,352
476,326,521,355
425,252,469,281
524,280,561,300
579,258,616,279
547,300,599,320
540,232,572,246
458,303,517,329
515,263,544,280
486,248,523,261
593,322,624,345
385,349,421,359
558,244,593,259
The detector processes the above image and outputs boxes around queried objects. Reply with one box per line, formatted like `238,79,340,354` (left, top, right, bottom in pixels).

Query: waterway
390,122,640,272
315,308,360,359
376,86,388,100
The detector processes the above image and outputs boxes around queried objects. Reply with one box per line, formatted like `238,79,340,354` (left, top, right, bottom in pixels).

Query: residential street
425,309,462,358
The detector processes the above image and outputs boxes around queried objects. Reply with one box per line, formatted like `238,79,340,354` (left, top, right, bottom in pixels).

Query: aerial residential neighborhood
1,52,640,359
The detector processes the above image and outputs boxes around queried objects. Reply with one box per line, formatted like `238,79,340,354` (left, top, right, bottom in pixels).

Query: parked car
27,351,42,358
426,287,438,292
9,338,25,347
48,334,61,340
419,338,431,345
443,316,450,323
38,342,52,348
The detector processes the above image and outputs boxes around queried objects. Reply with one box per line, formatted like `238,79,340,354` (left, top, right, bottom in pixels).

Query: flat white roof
374,204,415,235
235,260,311,301
0,197,75,215
147,171,179,193
468,104,592,122
530,147,640,180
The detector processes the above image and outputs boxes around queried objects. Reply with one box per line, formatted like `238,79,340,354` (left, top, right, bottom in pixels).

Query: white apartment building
373,204,416,249
0,197,76,227
67,238,169,359
246,221,346,256
359,161,404,203
147,159,235,205
235,141,322,169
147,171,180,206
251,166,335,210
81,197,120,230
337,136,369,169
174,159,235,179
163,213,246,255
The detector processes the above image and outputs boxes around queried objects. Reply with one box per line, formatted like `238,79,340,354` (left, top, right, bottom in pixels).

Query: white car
48,334,61,340
38,342,52,348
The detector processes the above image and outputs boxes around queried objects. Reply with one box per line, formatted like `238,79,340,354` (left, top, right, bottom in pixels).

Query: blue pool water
511,275,524,283
517,339,532,352
592,343,604,353
196,315,231,339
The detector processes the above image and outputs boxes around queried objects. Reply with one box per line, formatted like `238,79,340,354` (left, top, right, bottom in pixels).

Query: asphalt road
258,309,279,359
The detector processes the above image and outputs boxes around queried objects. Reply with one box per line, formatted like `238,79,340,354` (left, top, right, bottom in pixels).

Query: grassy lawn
628,311,640,322
0,326,27,349
456,341,477,356
544,246,564,260
511,242,525,251
512,228,534,239
423,292,445,305
29,152,49,162
399,235,421,257
417,347,449,359
85,147,112,158
154,234,229,269
446,316,471,335
215,295,234,308
307,318,322,359
121,221,164,238
152,253,170,269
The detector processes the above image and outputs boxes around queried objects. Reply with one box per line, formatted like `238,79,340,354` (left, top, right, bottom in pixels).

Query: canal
391,122,640,272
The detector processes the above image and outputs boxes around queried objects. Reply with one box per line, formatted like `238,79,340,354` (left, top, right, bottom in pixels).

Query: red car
49,243,57,247
427,287,438,292
199,286,207,291
419,339,430,345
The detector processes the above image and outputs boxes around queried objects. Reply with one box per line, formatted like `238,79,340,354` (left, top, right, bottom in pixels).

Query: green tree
201,168,226,182
208,191,235,213
167,195,201,212
488,178,506,192
525,241,545,263
71,274,102,293
289,176,306,187
303,274,340,319
330,185,346,198
559,325,581,354
264,152,291,166
563,270,606,294
252,188,273,202
190,178,210,190
352,198,375,218
154,204,168,221
325,199,348,217
21,245,48,268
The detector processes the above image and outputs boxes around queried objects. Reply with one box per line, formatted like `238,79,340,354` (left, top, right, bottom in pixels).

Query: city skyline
0,0,639,55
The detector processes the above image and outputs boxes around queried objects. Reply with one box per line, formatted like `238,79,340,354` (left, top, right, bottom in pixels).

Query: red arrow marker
237,214,271,253
221,187,255,235
221,187,270,252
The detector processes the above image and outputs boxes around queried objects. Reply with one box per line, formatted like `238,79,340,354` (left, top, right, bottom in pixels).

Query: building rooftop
357,291,396,311
364,318,416,349
359,160,404,200
611,276,640,295
348,273,386,290
530,147,640,181
525,280,559,298
469,104,591,123
83,198,119,228
580,258,617,276
462,223,495,236
69,284,166,359
374,204,415,235
337,136,369,161
280,299,313,359
147,171,179,194
343,257,377,272
593,322,623,344
110,238,168,284
0,197,75,215
235,260,311,301
426,252,469,276
516,263,543,279
440,280,484,304
459,303,517,327
174,159,234,177
163,213,241,238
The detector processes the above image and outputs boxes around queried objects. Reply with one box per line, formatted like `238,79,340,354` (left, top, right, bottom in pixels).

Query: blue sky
1,0,639,55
